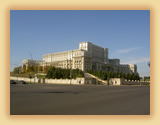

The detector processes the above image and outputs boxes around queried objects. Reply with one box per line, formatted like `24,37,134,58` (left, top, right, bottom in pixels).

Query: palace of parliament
22,41,137,74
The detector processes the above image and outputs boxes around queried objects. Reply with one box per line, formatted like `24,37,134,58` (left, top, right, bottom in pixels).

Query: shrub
46,67,84,79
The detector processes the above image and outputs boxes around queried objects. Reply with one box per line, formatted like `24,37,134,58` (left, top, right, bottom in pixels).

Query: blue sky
10,10,150,77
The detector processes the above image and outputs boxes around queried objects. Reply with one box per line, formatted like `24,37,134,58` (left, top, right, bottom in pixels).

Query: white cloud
116,47,143,54
121,57,150,64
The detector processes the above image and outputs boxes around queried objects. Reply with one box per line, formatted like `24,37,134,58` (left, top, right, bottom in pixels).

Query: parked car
10,80,17,84
18,80,26,84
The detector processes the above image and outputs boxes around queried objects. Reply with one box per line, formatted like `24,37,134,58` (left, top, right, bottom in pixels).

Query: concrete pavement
10,84,150,115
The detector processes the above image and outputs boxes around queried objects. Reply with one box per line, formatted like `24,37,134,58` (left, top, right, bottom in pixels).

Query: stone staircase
84,73,108,85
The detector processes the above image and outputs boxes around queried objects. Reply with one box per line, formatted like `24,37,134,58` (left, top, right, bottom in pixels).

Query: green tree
62,69,70,79
101,71,107,80
135,73,140,81
33,66,38,72
110,72,114,78
13,66,22,73
46,67,84,79
119,72,124,78
52,68,62,79
46,66,55,78
121,72,125,79
27,65,34,72
126,73,131,80
130,73,135,81
44,66,50,73
107,72,111,79
113,72,118,78
77,73,83,78
144,76,150,81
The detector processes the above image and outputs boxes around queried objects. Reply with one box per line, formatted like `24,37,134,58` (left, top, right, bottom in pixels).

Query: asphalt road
10,84,150,115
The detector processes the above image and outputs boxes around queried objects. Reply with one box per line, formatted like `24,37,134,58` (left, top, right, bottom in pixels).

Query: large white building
22,41,137,74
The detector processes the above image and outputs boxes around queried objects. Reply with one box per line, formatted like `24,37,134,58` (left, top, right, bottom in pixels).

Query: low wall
45,78,84,85
108,78,150,86
122,80,150,85
10,76,85,85
10,76,38,83
10,76,149,86
109,78,121,85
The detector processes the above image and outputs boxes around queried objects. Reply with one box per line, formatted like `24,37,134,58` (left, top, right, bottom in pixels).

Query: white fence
10,76,38,83
45,78,84,85
10,76,149,86
10,76,85,85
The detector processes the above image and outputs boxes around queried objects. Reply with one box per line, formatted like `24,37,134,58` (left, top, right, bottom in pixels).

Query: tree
13,66,22,73
38,66,43,72
33,66,38,72
44,66,50,73
53,68,62,79
135,73,140,81
130,73,135,81
99,71,103,78
119,72,124,78
46,67,84,79
113,72,118,78
101,71,107,80
126,73,131,80
22,65,26,73
77,73,83,78
110,72,114,78
144,76,150,81
62,69,70,79
107,72,110,79
46,66,55,78
27,65,34,72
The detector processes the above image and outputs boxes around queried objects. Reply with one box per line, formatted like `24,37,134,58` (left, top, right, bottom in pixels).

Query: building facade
22,59,43,69
22,41,137,74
